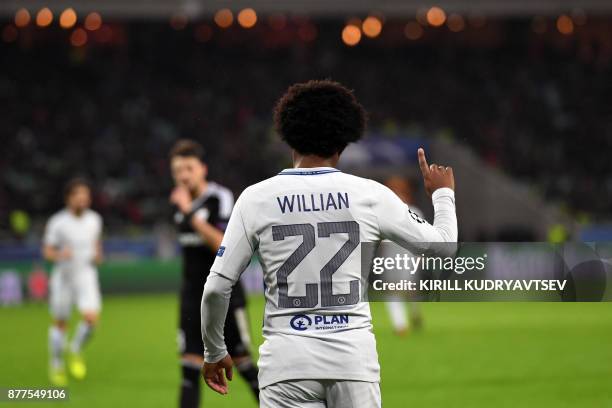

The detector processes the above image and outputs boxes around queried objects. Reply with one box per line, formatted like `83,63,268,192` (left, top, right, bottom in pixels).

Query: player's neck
68,207,85,217
292,152,339,169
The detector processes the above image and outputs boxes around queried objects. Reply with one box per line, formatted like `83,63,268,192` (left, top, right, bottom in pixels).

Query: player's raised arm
374,148,457,251
200,193,256,394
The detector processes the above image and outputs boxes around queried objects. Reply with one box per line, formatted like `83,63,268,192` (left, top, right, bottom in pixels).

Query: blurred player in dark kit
169,140,259,407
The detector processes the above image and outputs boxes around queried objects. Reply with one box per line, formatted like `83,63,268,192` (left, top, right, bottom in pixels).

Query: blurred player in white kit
42,178,103,386
383,176,425,336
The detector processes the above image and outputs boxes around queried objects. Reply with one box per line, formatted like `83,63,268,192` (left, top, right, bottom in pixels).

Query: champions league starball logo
290,315,312,331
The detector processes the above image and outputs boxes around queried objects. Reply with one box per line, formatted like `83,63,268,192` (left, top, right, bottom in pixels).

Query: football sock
49,326,66,369
236,358,260,400
180,361,201,408
70,321,94,354
408,302,423,329
408,302,421,315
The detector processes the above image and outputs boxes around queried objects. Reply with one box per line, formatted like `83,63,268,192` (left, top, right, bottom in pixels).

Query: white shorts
260,380,381,408
49,267,102,320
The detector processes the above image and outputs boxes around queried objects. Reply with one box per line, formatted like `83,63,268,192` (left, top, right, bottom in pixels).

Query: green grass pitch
1,295,611,407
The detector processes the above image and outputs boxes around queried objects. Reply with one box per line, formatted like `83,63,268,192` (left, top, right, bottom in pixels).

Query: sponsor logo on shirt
289,314,349,331
290,314,312,331
216,246,226,257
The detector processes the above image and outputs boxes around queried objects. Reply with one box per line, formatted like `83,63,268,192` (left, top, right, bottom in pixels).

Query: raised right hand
417,148,454,196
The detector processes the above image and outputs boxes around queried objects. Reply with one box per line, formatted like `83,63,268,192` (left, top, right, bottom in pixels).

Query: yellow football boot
49,365,68,386
68,353,87,380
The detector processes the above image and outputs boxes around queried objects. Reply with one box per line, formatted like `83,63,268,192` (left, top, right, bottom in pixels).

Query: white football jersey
43,209,103,272
208,167,457,387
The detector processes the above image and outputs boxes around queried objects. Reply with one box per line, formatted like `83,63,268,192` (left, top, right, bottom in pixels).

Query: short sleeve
217,188,235,221
209,191,256,283
43,216,61,247
94,212,103,239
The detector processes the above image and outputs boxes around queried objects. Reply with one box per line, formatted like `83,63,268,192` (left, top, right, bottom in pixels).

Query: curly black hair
273,80,367,157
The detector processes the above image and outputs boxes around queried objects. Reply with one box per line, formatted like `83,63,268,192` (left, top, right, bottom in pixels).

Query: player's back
210,165,456,387
239,167,385,387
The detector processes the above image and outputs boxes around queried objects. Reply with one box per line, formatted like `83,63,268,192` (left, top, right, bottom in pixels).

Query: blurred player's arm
41,217,71,262
93,240,104,265
201,193,255,394
374,148,457,251
170,186,224,251
190,217,223,251
94,214,104,265
42,244,72,262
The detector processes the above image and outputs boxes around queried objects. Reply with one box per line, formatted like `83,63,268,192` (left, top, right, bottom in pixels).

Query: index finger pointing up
418,148,430,176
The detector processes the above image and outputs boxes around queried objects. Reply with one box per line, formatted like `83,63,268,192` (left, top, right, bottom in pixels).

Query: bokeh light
447,14,465,32
238,8,257,28
70,27,88,46
36,7,53,28
9,210,30,236
427,7,446,27
84,12,102,31
557,14,574,35
214,9,233,28
14,8,31,28
362,16,382,38
59,8,77,29
342,24,361,46
404,21,423,40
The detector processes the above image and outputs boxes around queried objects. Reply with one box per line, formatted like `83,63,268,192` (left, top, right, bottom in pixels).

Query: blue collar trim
278,168,341,176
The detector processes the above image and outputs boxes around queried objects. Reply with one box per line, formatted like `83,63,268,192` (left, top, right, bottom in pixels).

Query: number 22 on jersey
272,221,360,309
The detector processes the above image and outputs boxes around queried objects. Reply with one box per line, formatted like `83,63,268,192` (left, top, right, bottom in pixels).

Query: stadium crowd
1,19,610,237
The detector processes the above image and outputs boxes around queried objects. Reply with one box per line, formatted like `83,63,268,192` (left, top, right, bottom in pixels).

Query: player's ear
201,162,208,178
